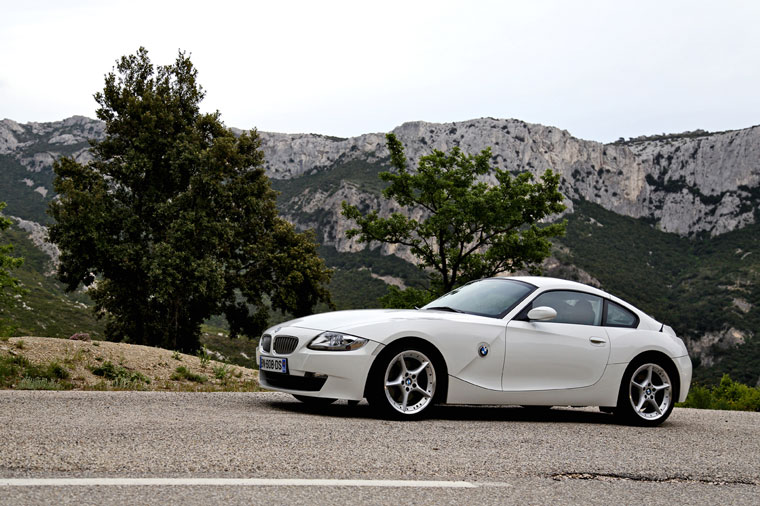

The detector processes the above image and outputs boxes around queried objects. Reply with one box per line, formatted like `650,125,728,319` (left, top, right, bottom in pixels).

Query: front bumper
256,327,382,401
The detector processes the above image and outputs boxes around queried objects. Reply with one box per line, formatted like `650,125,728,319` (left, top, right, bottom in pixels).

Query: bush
213,363,230,380
90,361,118,380
679,375,760,411
46,362,70,380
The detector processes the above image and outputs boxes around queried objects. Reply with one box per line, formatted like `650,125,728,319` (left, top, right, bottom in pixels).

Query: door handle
589,337,607,345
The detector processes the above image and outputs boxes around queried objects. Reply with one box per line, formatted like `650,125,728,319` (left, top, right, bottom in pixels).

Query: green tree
342,133,566,307
0,202,24,334
49,48,331,351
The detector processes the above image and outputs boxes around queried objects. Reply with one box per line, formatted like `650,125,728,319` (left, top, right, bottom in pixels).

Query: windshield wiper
424,306,464,313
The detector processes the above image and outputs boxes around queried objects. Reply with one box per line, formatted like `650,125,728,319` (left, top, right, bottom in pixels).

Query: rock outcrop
257,118,759,242
1,115,758,243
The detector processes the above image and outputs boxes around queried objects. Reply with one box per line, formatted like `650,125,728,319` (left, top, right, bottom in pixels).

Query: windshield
422,278,535,318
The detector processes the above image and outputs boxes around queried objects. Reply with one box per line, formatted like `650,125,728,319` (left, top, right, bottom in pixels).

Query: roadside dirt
0,336,259,391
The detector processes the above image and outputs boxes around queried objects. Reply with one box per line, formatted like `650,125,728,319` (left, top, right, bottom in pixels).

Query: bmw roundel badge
478,344,489,357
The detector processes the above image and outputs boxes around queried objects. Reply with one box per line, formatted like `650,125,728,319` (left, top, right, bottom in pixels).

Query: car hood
266,308,471,335
268,309,413,334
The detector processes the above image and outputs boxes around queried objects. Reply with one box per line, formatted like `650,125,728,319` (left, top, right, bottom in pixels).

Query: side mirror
527,306,557,322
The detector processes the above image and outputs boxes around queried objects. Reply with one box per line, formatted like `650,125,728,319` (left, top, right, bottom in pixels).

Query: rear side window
604,300,639,328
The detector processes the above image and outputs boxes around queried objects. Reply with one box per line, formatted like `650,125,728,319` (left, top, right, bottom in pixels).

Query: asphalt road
1,391,758,505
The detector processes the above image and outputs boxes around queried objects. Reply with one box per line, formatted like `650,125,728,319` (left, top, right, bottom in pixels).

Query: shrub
213,363,230,380
90,361,118,380
679,375,760,411
197,346,210,369
46,362,70,380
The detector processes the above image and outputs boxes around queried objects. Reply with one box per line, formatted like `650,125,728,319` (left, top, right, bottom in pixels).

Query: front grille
261,334,271,353
259,371,327,392
273,335,299,354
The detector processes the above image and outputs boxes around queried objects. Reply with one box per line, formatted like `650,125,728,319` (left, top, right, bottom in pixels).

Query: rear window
604,300,639,328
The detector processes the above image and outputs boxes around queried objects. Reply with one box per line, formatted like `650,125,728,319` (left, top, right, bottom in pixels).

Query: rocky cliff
256,118,760,249
2,115,758,241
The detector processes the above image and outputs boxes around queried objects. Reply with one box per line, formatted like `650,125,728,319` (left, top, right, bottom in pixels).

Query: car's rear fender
606,328,688,364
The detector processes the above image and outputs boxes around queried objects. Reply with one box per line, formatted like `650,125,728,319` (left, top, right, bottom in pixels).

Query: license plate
260,356,288,374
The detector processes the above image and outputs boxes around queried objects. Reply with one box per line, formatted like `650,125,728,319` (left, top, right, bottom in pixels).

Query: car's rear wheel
616,360,674,426
292,394,336,405
368,346,439,420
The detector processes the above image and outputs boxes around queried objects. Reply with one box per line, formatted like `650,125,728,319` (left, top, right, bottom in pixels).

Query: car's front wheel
616,359,674,426
367,345,439,420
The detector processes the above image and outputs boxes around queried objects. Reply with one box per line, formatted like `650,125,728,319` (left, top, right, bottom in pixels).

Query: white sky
1,0,759,142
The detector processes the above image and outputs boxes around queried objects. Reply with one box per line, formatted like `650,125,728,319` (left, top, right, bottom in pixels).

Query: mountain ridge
3,115,757,239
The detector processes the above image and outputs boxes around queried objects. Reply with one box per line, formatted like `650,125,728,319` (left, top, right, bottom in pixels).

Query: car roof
499,275,612,298
499,276,660,326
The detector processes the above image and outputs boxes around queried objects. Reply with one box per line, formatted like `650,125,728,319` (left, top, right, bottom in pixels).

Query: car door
502,290,610,391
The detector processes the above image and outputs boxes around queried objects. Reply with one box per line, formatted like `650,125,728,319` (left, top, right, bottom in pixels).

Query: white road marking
0,478,477,488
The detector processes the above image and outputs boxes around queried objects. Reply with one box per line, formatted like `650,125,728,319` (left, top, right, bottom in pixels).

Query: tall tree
0,202,24,333
49,48,331,351
342,133,566,306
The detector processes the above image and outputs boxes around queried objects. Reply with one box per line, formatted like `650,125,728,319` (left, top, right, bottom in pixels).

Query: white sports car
257,276,692,426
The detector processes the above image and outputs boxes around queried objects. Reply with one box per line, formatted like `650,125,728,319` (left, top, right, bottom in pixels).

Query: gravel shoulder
0,336,259,391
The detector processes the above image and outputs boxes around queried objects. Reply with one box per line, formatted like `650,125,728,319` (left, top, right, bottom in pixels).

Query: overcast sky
2,0,758,142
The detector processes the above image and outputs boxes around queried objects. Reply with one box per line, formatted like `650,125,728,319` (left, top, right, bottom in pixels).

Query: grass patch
89,360,150,389
0,353,73,389
16,377,65,390
171,365,207,383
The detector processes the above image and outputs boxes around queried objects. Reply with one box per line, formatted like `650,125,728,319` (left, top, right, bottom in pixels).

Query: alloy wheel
383,350,436,415
628,363,672,421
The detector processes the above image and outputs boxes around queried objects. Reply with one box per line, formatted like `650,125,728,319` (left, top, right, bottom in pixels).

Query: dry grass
0,336,261,392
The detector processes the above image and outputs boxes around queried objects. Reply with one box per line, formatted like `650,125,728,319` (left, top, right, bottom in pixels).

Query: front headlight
308,331,368,351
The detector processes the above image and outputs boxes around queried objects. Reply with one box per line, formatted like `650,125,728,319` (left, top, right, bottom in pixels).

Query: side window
604,300,639,328
529,291,603,326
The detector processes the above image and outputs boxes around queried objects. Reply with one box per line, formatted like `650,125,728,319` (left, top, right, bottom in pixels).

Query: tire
366,344,441,420
616,359,675,426
292,394,337,405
